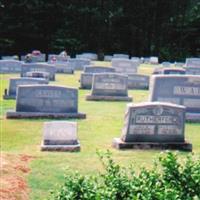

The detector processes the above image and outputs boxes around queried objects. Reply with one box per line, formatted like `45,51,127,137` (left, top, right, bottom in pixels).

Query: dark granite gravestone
149,75,200,122
113,54,129,59
153,67,186,75
41,121,80,151
113,102,192,151
185,58,200,68
0,60,22,73
86,73,132,101
111,59,139,74
80,67,116,89
6,85,86,119
3,78,48,99
67,58,91,70
127,74,149,89
21,63,56,81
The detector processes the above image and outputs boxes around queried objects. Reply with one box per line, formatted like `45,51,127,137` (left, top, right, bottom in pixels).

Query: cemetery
1,1,200,200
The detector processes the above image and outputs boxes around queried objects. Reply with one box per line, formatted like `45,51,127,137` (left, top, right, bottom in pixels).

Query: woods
0,0,200,61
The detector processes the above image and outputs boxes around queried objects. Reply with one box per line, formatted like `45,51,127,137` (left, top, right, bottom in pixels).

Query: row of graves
1,55,200,153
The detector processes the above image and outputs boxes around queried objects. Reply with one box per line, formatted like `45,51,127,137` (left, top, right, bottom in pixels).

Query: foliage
50,151,200,200
0,1,200,60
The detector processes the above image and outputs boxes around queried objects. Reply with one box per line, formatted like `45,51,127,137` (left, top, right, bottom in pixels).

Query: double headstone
41,121,80,151
0,60,22,73
127,74,149,89
80,66,116,89
86,73,132,101
21,63,56,81
185,58,200,75
113,102,192,151
6,85,86,119
149,75,200,122
111,59,139,74
3,78,48,99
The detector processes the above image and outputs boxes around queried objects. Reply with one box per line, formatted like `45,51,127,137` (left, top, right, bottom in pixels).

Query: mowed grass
1,62,200,200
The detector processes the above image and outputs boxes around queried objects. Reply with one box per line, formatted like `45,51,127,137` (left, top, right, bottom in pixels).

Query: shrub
50,151,200,200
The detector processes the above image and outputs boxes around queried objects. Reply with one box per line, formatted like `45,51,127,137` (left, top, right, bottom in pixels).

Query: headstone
175,62,185,67
3,78,48,99
150,56,159,64
1,56,19,60
6,85,86,119
111,59,139,74
127,74,149,89
67,58,91,70
41,121,80,151
162,62,171,67
48,54,70,62
0,60,22,73
81,53,98,60
21,63,56,81
185,58,200,68
104,55,113,61
80,66,116,89
113,54,129,59
52,62,74,74
149,75,200,122
86,73,132,101
113,102,192,151
30,54,46,62
153,67,186,75
186,67,200,75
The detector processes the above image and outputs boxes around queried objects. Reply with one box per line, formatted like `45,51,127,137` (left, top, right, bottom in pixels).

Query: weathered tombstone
127,74,149,89
80,66,116,89
3,78,48,99
21,63,56,81
149,75,200,122
30,54,46,62
113,102,192,151
150,56,159,64
0,60,22,73
153,67,186,75
86,73,132,101
81,53,98,60
162,62,171,67
1,56,19,60
41,121,80,151
104,55,113,61
6,85,86,119
111,59,139,74
26,71,50,80
185,58,200,68
113,54,129,59
68,58,91,70
52,62,74,74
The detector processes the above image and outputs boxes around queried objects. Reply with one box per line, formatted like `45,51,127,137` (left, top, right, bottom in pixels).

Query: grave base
112,138,192,152
41,141,80,152
186,113,200,123
6,111,86,119
86,95,132,101
3,95,15,100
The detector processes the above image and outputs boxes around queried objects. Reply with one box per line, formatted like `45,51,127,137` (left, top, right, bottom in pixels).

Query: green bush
50,151,200,200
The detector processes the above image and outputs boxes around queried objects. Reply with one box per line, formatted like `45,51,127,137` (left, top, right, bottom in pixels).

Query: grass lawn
1,62,200,200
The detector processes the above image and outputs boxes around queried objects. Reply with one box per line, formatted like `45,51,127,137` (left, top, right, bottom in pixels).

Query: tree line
0,0,200,61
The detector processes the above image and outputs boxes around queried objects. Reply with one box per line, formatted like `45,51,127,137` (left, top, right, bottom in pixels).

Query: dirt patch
0,153,35,200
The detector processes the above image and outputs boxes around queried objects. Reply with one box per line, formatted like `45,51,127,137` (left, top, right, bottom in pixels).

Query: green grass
1,63,200,200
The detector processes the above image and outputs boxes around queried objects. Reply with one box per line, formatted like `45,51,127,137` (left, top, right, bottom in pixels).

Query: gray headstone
68,58,91,70
0,60,22,73
112,102,192,151
162,62,171,67
104,55,113,61
81,53,97,60
149,75,200,122
153,67,186,75
4,78,48,99
185,58,200,68
30,54,46,62
80,73,93,89
86,73,132,101
51,62,74,74
113,54,129,59
6,85,86,119
121,102,185,142
84,66,115,73
21,63,56,81
41,121,80,151
1,56,19,60
111,59,139,74
150,57,159,64
186,67,200,75
127,74,149,89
